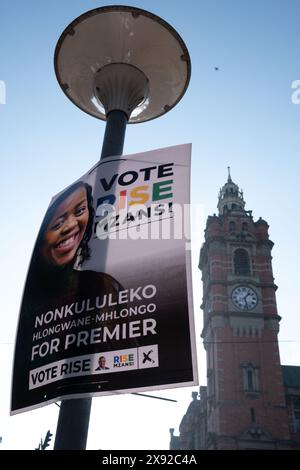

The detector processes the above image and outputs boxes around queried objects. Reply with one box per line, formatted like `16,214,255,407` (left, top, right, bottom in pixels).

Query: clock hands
242,291,250,309
232,287,257,310
244,292,251,309
234,290,248,309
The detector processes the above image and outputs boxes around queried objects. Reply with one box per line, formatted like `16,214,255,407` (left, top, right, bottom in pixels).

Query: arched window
234,248,250,275
242,222,248,231
229,221,236,232
247,370,254,391
241,363,260,394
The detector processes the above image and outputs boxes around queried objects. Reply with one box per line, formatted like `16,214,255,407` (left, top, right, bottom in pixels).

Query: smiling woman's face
40,186,89,266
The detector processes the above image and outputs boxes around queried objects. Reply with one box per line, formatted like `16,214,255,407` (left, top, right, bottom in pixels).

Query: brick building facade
170,171,300,450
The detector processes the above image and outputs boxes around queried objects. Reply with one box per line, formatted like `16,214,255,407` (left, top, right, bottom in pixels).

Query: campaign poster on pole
11,143,198,415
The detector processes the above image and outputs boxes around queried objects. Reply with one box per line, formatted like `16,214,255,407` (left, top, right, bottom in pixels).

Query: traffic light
35,430,53,450
42,430,53,450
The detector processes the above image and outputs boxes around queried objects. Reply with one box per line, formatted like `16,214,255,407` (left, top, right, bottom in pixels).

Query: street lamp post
54,109,128,450
101,110,128,159
53,5,191,450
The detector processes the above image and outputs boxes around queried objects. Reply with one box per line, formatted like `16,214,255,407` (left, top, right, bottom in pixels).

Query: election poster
11,143,198,414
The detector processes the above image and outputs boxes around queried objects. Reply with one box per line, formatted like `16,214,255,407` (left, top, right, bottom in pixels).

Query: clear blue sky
1,0,300,449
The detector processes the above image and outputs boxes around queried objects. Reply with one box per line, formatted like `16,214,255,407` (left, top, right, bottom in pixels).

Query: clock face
231,286,258,311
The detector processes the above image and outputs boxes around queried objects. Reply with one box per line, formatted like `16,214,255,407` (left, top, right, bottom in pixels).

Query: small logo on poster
138,345,159,369
113,353,135,368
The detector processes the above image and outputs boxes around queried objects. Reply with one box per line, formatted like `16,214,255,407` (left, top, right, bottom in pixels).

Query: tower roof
217,168,245,215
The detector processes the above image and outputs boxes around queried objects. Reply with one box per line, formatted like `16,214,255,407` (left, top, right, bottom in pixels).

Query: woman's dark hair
35,181,94,266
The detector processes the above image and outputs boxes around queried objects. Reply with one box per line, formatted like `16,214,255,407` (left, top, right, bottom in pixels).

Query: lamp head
54,6,191,123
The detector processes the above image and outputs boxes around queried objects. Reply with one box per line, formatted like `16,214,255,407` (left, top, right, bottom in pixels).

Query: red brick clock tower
198,169,291,449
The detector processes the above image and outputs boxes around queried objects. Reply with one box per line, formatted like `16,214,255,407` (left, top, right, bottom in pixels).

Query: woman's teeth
57,234,76,248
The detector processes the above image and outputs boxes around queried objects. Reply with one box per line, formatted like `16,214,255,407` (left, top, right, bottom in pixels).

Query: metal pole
101,110,128,159
53,398,92,450
54,109,128,450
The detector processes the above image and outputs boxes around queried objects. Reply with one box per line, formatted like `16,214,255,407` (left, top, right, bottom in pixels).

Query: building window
242,222,248,231
234,248,250,275
250,408,256,422
241,363,260,395
293,398,300,433
229,221,236,232
247,370,254,391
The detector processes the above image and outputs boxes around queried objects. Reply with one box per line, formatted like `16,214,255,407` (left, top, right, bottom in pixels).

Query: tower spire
227,166,232,182
217,169,245,215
